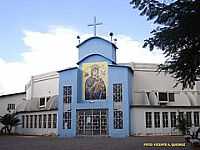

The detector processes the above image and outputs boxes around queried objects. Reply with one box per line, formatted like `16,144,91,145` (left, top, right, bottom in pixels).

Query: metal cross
88,16,103,36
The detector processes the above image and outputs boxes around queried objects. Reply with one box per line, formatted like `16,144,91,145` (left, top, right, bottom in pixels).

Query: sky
0,0,165,95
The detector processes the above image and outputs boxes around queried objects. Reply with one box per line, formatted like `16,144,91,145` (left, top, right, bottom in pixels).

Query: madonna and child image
82,62,108,100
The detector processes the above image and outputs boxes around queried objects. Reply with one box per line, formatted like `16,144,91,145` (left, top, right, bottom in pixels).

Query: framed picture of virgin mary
82,62,108,100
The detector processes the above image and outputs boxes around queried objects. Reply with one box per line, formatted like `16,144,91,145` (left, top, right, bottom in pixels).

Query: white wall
131,107,200,136
31,72,59,98
0,93,25,130
132,69,200,106
15,110,58,136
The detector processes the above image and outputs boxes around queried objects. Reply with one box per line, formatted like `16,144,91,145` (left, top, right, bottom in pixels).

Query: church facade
1,36,200,137
58,37,132,137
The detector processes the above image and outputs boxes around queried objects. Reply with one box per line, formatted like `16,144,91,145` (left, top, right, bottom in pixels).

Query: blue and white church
58,36,132,137
1,28,200,137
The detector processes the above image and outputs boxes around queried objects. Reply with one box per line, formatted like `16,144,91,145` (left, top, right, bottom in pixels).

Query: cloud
116,35,165,63
0,26,164,95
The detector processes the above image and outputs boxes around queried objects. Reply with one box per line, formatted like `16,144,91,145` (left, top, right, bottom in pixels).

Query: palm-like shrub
0,113,20,135
176,114,189,135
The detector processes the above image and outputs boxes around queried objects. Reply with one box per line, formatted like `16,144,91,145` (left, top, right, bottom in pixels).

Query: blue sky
0,0,153,62
0,0,165,94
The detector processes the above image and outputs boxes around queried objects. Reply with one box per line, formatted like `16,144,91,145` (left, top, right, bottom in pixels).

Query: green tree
130,0,200,89
0,113,20,135
176,114,188,135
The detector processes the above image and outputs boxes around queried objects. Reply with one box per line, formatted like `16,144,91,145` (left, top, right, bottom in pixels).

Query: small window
162,112,168,128
145,112,152,128
113,84,122,102
146,92,150,99
39,97,45,108
53,114,57,128
169,93,175,102
30,115,33,128
159,92,168,101
179,112,184,121
43,114,47,128
26,115,29,128
154,112,160,128
34,115,37,128
186,112,192,127
170,112,176,127
22,115,25,128
114,110,123,129
39,115,42,128
63,86,72,103
46,96,51,102
48,114,52,128
194,112,199,127
7,104,15,110
63,111,71,129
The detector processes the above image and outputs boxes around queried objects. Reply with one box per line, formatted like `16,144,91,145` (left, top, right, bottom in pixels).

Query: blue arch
77,53,116,65
76,36,118,49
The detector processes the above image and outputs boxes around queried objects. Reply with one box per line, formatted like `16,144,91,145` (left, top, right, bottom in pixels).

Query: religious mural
82,62,107,100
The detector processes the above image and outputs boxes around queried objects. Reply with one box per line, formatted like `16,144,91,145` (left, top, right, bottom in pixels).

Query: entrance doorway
77,109,108,136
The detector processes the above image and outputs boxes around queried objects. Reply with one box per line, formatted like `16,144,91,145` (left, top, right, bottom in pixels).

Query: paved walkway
0,135,196,150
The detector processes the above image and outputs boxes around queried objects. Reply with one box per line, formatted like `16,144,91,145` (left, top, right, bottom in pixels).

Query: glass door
77,109,108,136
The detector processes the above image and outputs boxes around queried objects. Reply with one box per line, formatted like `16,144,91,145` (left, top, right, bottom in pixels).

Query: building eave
131,105,200,109
0,92,25,98
16,108,58,114
76,36,118,49
57,67,78,73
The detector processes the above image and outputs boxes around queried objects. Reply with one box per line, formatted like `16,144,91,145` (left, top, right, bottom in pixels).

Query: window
30,115,33,128
114,110,123,129
53,114,57,128
48,114,52,128
113,84,122,102
158,92,175,102
43,114,47,128
162,112,168,128
64,111,71,129
146,92,150,99
159,92,168,101
46,96,51,102
39,97,45,108
63,86,72,103
179,112,184,121
194,112,200,127
22,115,25,128
145,112,152,128
169,93,175,102
34,115,37,128
154,112,160,128
39,115,42,128
186,112,192,127
26,115,29,128
170,112,176,128
7,104,15,110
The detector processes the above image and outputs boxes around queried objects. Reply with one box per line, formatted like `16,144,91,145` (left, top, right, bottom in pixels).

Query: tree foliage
0,113,20,135
176,114,189,135
130,0,200,89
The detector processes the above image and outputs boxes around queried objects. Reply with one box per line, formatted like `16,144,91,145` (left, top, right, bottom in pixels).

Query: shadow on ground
0,135,196,150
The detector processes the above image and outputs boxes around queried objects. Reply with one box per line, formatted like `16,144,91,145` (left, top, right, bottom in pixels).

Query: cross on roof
88,16,103,36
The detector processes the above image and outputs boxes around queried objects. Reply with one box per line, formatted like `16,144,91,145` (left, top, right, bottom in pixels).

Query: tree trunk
6,125,12,135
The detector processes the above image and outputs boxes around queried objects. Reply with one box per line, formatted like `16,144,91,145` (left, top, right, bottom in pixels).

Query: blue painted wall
78,37,116,63
58,36,133,138
58,68,78,137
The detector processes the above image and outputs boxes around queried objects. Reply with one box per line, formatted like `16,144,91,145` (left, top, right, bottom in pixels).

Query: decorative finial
114,38,117,45
88,16,103,36
109,32,114,42
77,35,80,44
